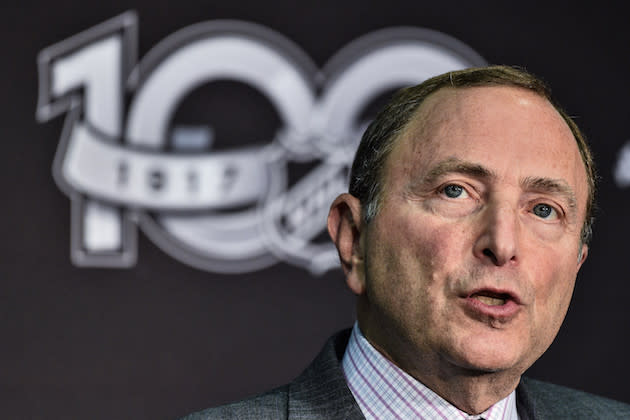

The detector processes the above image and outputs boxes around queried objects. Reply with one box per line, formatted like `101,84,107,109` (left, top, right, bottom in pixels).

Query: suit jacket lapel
287,330,365,420
516,377,538,420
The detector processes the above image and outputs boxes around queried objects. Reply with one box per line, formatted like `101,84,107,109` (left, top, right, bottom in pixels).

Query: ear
577,243,588,270
327,193,366,295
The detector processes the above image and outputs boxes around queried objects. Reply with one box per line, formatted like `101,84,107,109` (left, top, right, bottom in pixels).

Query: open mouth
469,291,514,306
463,289,521,320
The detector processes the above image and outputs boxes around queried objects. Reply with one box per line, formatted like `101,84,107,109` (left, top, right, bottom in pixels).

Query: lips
470,290,513,306
461,288,522,321
473,295,506,306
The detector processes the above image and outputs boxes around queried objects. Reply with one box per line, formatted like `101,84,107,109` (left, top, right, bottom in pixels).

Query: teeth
474,295,506,306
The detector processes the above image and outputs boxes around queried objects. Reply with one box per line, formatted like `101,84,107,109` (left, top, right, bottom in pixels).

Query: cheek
382,214,452,275
533,253,577,305
372,214,467,305
530,259,577,338
410,221,472,282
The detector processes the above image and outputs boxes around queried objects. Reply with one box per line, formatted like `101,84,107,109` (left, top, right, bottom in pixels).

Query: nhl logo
36,11,485,274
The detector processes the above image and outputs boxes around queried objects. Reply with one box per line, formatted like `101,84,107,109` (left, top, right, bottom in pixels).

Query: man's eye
532,203,557,219
443,184,468,199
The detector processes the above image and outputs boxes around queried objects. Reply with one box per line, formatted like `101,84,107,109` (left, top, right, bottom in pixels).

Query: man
181,66,630,419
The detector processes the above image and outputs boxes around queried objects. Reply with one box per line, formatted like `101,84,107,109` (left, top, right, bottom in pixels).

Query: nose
473,202,520,266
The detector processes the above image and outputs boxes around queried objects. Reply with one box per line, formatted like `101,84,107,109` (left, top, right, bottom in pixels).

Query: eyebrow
423,157,495,185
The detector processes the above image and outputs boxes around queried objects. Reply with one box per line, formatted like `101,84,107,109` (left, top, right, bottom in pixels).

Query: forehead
385,86,589,208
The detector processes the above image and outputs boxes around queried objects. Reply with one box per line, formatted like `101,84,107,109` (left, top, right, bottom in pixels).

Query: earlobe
327,193,366,295
577,244,588,269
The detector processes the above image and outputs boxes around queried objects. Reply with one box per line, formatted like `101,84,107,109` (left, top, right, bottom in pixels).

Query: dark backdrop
2,2,629,419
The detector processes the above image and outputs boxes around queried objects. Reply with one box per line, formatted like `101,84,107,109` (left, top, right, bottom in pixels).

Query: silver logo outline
36,11,486,274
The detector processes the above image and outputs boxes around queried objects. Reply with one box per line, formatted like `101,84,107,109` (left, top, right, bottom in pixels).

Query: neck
375,339,520,414
421,363,520,414
358,317,521,415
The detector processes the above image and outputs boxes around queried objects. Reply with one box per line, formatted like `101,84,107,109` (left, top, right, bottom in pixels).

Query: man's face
354,86,589,378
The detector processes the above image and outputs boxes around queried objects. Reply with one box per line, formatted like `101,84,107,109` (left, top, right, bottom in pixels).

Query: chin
459,357,517,374
448,341,526,375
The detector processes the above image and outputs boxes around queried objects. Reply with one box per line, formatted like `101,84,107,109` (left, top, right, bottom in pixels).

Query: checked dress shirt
342,323,519,420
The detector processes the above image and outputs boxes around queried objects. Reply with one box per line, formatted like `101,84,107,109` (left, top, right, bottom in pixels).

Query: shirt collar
342,323,519,420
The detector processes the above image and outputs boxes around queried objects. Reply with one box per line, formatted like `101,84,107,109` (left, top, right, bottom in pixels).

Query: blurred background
2,1,629,419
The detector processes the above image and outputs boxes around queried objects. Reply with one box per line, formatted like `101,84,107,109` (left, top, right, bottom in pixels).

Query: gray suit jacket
181,330,630,419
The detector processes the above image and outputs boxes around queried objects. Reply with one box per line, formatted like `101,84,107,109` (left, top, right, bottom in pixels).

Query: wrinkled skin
328,86,589,414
